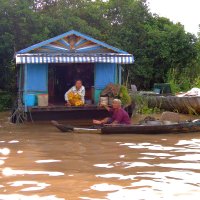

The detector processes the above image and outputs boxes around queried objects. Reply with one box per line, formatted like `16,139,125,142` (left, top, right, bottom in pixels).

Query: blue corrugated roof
17,30,129,54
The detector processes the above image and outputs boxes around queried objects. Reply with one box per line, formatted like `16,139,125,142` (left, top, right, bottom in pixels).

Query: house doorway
48,63,94,104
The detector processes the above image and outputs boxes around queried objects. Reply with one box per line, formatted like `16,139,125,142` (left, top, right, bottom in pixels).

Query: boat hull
52,121,200,134
101,122,200,134
146,96,200,114
27,105,109,121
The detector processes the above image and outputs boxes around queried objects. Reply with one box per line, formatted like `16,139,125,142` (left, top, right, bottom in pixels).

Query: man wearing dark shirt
93,99,131,125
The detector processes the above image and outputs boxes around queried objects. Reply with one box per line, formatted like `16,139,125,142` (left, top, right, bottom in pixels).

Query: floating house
15,30,134,121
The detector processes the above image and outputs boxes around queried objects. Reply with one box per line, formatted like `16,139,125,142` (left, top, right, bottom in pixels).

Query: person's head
75,80,82,89
112,99,122,109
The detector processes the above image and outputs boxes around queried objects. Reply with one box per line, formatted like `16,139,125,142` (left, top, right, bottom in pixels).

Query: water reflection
91,183,123,192
141,152,174,156
0,194,64,200
0,148,10,155
2,167,64,176
0,160,5,165
93,170,200,200
8,140,19,143
105,188,200,200
120,142,186,151
170,154,200,161
176,139,200,146
94,164,114,169
35,160,62,163
0,114,200,199
157,163,200,170
96,174,136,180
9,181,50,191
84,136,200,199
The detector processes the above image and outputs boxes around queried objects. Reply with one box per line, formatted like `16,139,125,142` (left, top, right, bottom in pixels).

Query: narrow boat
145,95,200,114
51,120,200,134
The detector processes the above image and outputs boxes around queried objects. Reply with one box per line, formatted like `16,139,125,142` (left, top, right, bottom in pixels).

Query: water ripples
0,122,200,199
84,138,200,200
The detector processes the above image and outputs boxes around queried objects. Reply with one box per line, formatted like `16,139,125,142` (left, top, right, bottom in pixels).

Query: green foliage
193,76,200,88
119,85,131,107
166,64,200,94
0,0,199,92
132,93,161,114
0,92,12,111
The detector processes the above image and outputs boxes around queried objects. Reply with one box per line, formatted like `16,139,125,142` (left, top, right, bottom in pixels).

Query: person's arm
64,87,73,102
81,86,85,103
111,120,119,125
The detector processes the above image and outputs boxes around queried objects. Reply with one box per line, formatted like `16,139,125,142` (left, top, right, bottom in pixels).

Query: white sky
147,0,200,35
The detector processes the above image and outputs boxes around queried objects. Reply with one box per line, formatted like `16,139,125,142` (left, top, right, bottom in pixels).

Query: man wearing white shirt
64,80,85,106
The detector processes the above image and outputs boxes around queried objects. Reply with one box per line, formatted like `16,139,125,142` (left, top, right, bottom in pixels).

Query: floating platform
27,105,109,121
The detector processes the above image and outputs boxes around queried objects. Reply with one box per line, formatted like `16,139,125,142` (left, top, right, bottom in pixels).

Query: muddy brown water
0,112,200,200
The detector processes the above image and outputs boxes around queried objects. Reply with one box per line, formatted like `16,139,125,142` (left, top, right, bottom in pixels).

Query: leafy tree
0,0,199,93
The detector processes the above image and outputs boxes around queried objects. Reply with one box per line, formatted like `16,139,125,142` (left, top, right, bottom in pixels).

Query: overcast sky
147,0,200,35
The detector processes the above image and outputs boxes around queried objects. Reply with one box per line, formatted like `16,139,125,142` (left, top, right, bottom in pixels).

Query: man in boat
64,80,85,106
93,99,131,125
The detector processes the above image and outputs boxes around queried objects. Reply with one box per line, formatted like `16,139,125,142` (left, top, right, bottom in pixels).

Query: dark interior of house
48,63,94,104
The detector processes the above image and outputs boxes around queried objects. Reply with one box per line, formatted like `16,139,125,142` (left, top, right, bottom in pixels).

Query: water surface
0,112,200,199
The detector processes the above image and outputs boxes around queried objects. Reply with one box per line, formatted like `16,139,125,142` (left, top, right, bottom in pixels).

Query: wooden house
15,30,134,121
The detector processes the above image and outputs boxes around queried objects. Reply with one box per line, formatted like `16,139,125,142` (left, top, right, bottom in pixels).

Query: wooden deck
27,105,109,121
29,105,104,112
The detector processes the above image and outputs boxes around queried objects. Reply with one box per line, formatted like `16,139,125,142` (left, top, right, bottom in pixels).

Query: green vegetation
0,0,200,109
131,93,162,115
119,85,131,107
193,76,200,88
166,66,200,94
0,92,12,111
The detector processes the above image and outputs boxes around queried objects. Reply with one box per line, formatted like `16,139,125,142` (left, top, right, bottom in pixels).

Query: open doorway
48,63,94,104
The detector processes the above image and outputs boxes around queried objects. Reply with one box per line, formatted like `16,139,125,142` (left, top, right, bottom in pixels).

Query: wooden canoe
146,95,200,114
51,120,200,134
51,120,101,134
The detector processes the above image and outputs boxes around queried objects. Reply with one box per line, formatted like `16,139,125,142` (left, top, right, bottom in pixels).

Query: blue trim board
17,30,128,54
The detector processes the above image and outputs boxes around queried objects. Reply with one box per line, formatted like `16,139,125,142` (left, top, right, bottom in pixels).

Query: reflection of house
15,30,134,121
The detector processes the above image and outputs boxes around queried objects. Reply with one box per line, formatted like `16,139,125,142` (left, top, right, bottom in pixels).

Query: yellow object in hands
67,92,84,106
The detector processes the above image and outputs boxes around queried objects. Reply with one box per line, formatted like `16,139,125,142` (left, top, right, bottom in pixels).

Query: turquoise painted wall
23,63,48,105
94,63,119,104
21,63,121,106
